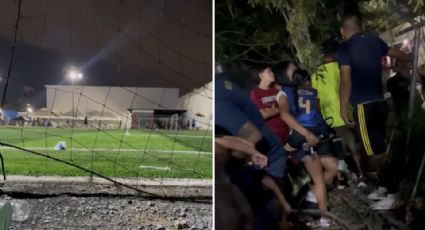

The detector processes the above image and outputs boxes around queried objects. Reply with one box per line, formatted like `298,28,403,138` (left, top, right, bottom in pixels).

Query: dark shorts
353,100,388,157
284,124,333,161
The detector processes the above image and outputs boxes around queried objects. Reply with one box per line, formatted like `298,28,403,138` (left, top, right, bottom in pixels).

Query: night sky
0,0,212,109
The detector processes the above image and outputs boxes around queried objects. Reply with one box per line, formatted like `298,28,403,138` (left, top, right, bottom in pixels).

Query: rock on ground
5,196,212,229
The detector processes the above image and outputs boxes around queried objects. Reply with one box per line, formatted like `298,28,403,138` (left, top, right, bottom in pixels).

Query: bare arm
237,122,262,144
262,175,292,214
339,65,354,126
387,47,412,62
277,94,319,146
215,136,268,168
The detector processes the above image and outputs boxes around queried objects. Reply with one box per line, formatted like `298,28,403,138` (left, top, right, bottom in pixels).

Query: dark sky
0,0,212,108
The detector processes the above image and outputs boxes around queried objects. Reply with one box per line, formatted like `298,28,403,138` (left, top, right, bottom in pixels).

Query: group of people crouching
215,13,413,230
216,60,348,229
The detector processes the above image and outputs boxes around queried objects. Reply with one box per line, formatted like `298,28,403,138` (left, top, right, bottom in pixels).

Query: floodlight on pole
65,66,83,129
67,68,83,81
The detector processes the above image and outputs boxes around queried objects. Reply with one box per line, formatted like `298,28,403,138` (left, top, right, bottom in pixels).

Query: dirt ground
0,179,212,230
0,178,415,230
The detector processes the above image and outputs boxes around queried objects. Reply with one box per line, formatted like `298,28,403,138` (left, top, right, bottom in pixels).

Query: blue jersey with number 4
282,87,325,127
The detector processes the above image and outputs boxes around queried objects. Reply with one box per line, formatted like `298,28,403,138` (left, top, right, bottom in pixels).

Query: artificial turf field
0,127,212,179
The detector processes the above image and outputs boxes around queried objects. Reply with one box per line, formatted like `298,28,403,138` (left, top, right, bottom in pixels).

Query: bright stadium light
67,68,83,81
65,66,83,128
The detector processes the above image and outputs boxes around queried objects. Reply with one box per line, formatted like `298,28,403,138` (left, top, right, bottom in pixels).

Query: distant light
66,67,83,81
27,107,33,113
402,39,409,46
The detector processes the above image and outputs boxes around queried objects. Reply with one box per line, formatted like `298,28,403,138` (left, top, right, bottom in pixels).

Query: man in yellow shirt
312,39,365,187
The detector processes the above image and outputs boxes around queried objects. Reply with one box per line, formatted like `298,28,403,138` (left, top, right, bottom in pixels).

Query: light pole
67,67,83,128
26,104,33,126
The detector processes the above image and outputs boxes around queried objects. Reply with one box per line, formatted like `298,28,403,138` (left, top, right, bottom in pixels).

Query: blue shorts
260,126,287,178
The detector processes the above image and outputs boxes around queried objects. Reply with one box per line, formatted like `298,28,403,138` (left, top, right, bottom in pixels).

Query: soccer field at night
0,127,212,179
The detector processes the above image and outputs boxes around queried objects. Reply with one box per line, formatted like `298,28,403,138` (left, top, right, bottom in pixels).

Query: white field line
119,133,211,138
5,175,212,187
145,134,212,138
139,165,171,170
0,146,211,155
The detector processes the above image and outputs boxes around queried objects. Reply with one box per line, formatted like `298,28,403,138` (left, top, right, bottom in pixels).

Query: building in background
177,82,212,130
40,85,180,129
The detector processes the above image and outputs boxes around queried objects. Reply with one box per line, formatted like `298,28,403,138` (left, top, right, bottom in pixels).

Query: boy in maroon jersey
250,64,289,145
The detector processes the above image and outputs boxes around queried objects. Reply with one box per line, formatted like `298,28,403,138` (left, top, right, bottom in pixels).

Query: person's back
338,32,388,105
282,86,325,128
312,61,345,127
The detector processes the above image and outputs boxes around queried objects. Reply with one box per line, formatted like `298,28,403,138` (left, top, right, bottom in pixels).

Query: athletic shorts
353,100,388,157
284,124,332,161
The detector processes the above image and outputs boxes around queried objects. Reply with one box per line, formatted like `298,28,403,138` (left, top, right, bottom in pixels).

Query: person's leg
360,101,397,209
320,156,338,185
335,126,364,178
302,154,328,214
312,125,338,185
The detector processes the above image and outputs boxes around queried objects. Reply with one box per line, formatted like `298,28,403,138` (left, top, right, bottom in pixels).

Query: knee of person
329,159,338,173
326,157,338,169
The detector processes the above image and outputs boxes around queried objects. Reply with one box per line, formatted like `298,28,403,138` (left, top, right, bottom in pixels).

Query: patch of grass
0,127,212,178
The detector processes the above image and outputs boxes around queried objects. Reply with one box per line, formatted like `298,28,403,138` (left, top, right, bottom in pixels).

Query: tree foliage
215,0,293,65
216,0,424,70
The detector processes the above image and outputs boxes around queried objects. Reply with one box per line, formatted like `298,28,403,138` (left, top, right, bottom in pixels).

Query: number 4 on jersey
298,97,311,114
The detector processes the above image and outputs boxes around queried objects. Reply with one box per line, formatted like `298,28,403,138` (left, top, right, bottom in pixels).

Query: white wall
46,85,179,122
177,82,212,130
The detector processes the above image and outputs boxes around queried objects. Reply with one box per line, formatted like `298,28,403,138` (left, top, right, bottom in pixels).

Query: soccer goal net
0,0,212,201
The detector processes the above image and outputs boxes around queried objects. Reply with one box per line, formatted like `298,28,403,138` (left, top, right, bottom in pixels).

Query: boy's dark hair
255,63,272,75
272,61,297,86
321,39,339,56
340,13,363,28
292,69,310,87
291,69,311,113
253,63,272,84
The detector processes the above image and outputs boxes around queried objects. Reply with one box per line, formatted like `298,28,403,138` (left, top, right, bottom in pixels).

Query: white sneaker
337,160,349,173
319,217,331,228
367,187,387,200
337,184,346,190
306,190,317,203
370,194,396,210
357,181,367,188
